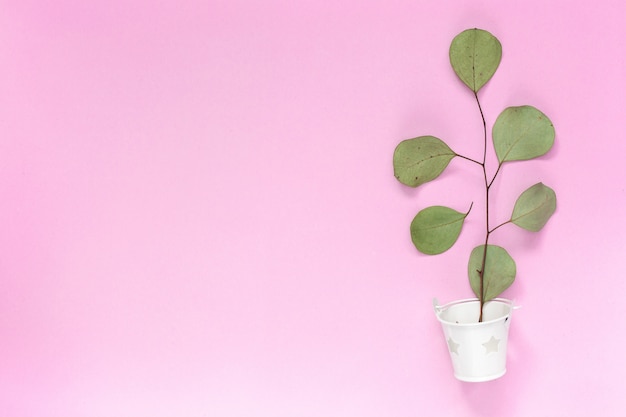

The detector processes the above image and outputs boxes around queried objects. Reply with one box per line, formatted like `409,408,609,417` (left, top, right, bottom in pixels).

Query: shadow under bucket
433,298,518,382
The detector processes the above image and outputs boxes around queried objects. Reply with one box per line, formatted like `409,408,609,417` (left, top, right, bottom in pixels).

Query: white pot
433,298,518,382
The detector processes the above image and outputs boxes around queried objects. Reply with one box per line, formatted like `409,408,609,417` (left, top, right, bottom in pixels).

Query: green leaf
468,245,516,302
511,182,557,232
410,205,471,255
449,28,502,93
493,106,555,163
393,136,456,187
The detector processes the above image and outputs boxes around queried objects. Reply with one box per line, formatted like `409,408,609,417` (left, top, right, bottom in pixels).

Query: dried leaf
449,28,502,93
393,136,456,187
410,205,471,255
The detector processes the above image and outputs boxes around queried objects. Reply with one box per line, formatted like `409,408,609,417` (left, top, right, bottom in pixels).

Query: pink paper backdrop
1,1,625,416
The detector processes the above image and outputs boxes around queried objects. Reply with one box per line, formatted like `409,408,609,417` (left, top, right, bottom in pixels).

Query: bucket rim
433,297,517,327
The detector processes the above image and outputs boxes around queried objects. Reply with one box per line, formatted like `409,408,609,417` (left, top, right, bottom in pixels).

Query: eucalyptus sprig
393,28,556,321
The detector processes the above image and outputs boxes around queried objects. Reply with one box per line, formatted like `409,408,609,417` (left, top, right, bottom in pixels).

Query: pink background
1,1,625,416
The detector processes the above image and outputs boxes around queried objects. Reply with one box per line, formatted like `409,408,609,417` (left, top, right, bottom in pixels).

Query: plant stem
455,153,483,166
489,220,511,234
474,91,490,323
488,163,503,189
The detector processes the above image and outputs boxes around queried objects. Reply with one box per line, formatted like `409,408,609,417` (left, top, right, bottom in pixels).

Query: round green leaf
511,182,557,232
393,136,456,188
493,106,555,163
410,205,471,255
468,245,516,302
449,28,502,93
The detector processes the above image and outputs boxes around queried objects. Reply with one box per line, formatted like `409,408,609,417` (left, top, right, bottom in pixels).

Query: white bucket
433,298,517,382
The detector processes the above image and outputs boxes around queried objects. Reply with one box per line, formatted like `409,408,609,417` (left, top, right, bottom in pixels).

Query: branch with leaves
393,28,556,322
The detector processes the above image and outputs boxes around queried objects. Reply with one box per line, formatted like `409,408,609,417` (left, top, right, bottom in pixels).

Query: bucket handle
433,297,521,314
432,298,443,314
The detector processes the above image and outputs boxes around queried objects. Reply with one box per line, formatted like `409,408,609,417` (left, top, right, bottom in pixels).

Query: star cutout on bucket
482,336,500,354
447,337,460,355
